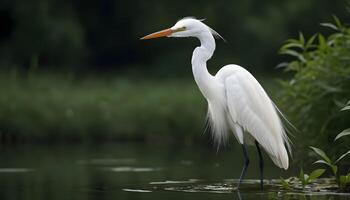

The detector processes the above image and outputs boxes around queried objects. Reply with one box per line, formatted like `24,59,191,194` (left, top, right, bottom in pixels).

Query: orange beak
140,28,173,40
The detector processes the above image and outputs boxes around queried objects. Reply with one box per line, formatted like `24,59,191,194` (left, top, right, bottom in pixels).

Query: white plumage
141,17,291,188
211,65,290,169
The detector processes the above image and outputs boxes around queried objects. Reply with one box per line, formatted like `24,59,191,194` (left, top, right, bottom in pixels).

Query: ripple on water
124,179,237,194
122,189,152,193
77,158,137,165
106,166,161,172
0,168,35,173
149,179,200,185
122,178,350,198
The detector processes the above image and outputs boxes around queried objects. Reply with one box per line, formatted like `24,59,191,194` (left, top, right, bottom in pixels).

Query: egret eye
174,27,186,32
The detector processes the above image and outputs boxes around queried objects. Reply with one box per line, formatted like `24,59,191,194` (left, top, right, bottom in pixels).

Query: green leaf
279,49,306,62
318,34,327,50
334,150,350,164
310,146,331,164
314,160,331,166
306,34,317,49
286,38,301,44
275,62,289,69
331,165,338,176
313,160,337,176
334,128,350,141
334,99,345,108
315,82,341,93
339,175,350,187
320,23,338,31
341,105,350,111
332,15,342,29
308,169,326,181
280,177,291,189
298,32,305,45
279,49,301,57
280,42,304,50
304,174,309,183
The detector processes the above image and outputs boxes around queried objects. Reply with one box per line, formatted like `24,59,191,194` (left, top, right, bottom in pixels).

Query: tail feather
269,143,289,170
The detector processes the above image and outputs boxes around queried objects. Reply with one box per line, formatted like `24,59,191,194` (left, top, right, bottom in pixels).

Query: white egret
141,17,291,189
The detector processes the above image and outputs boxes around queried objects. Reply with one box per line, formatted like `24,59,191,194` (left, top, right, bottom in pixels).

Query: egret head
141,17,223,40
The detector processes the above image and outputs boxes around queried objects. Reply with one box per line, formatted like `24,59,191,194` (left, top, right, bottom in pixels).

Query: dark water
0,143,348,200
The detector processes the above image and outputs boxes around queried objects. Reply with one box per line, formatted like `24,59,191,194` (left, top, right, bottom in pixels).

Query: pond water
0,143,348,200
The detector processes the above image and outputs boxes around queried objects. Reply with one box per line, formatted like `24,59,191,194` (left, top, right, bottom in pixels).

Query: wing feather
223,65,290,169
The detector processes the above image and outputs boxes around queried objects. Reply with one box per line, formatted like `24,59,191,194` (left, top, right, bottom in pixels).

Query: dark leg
236,190,242,200
255,140,264,190
237,144,249,190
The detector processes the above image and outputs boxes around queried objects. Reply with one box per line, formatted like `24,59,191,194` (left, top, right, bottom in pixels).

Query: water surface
0,143,348,200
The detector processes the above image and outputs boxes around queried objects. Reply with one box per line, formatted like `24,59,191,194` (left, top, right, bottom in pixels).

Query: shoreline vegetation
0,71,279,144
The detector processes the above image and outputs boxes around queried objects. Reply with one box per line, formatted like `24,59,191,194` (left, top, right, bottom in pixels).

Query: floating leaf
308,169,325,182
334,128,350,141
310,146,331,164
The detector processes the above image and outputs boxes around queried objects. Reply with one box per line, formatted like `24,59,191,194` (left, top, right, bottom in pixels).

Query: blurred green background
0,0,349,150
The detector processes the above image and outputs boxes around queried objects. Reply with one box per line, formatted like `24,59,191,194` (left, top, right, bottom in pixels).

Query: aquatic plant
281,101,350,191
298,168,326,188
312,101,350,189
280,168,325,190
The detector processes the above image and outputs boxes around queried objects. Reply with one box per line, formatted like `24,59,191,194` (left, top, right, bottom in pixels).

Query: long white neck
191,31,216,99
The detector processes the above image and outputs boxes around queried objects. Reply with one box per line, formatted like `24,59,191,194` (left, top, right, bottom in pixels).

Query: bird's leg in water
255,140,264,190
237,144,249,189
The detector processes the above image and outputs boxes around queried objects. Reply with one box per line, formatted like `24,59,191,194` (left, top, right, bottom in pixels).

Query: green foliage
0,72,208,143
299,168,326,188
339,173,350,188
311,146,338,176
281,112,350,191
0,71,278,144
280,177,291,189
311,122,350,188
334,128,350,141
340,100,350,111
278,16,350,152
